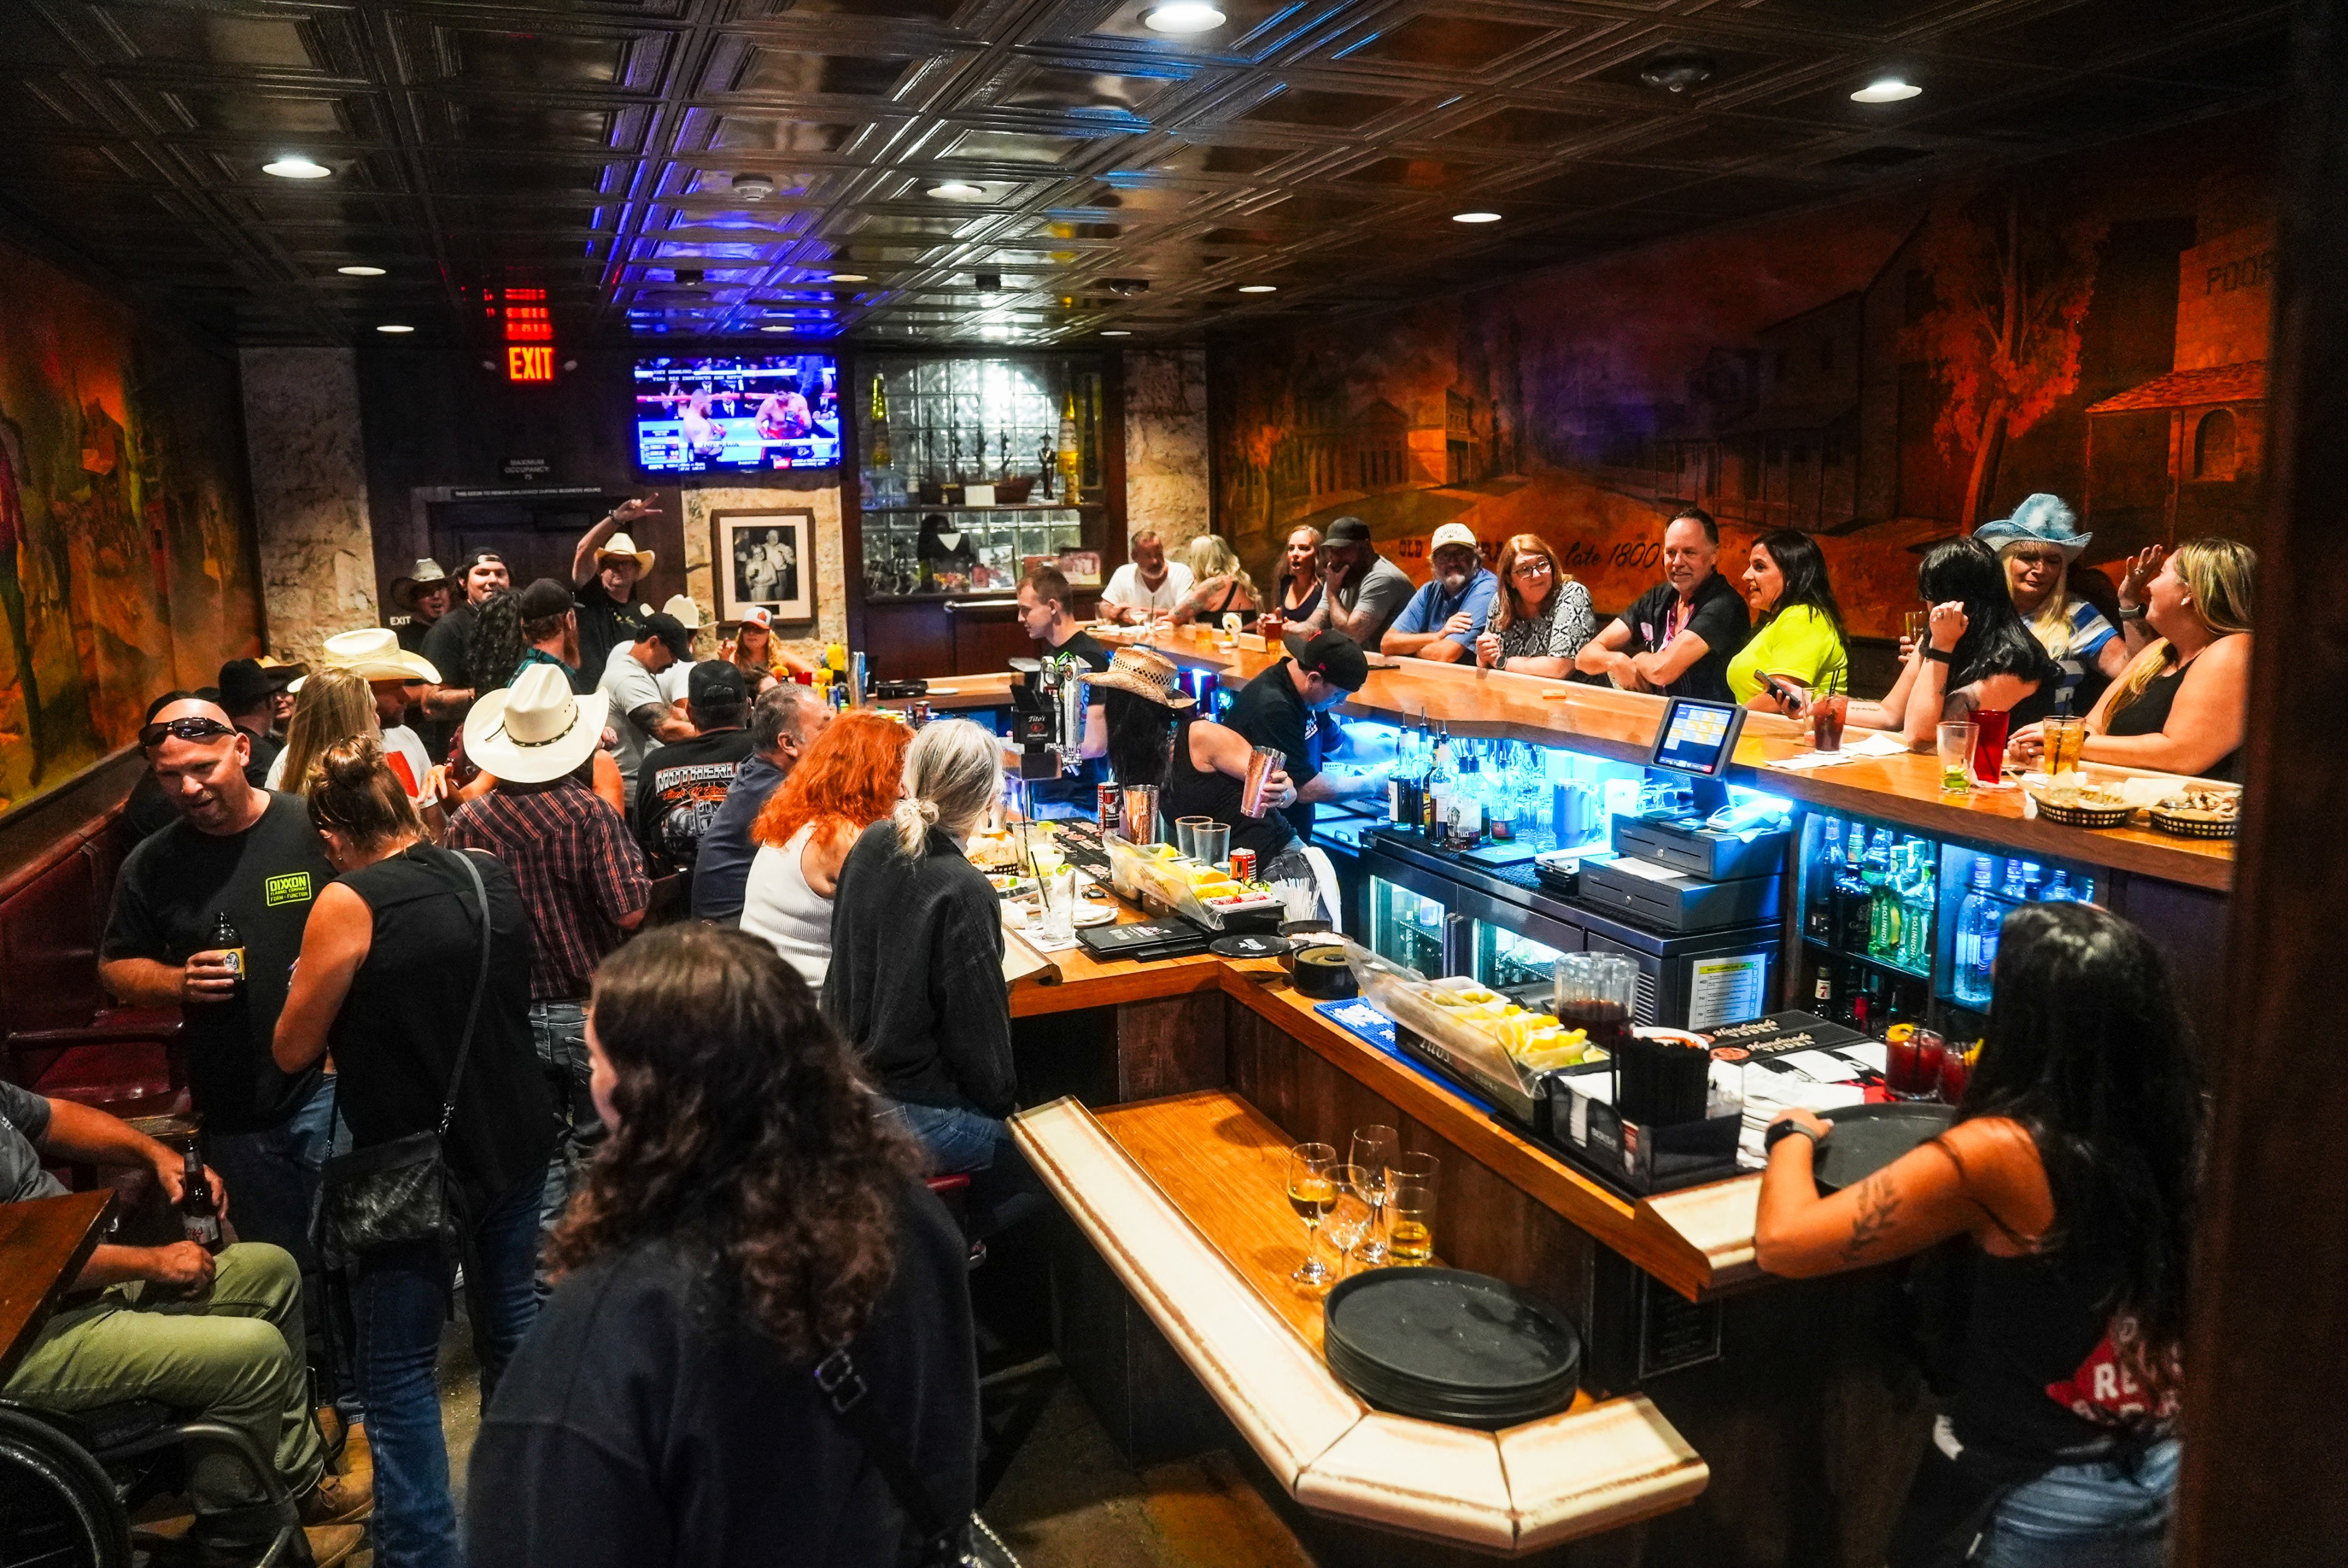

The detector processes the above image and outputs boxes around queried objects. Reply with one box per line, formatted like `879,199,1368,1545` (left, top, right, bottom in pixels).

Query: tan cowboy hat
660,593,702,630
462,663,610,785
596,532,656,573
388,558,450,607
1084,646,1194,709
289,628,439,692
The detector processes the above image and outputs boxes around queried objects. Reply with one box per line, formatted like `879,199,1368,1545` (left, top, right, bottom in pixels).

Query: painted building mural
1210,113,2276,640
0,237,264,815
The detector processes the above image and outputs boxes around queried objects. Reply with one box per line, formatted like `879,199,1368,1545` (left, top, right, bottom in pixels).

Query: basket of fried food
2148,786,2240,840
2028,780,2135,830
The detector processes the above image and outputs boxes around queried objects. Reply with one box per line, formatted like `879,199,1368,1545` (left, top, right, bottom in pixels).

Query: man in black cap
216,658,296,788
415,549,513,745
1301,516,1416,653
598,611,697,802
1221,629,1383,868
633,662,757,893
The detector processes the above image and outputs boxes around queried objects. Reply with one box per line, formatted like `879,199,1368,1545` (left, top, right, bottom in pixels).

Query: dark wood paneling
1114,991,1227,1102
863,602,954,682
950,600,1032,675
2115,872,2228,1046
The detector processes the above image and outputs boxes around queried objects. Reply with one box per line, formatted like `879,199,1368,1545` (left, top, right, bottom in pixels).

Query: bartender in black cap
1207,629,1383,875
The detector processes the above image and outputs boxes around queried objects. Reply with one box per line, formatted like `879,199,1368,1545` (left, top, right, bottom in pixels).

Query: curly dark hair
468,587,526,693
546,925,923,1362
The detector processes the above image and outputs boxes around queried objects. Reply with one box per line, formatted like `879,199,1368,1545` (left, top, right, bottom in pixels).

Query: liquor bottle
2018,862,2044,901
1900,843,1936,971
1453,745,1486,841
1811,956,1840,1018
1999,857,2028,900
2073,875,2095,906
1869,844,1903,959
1835,826,1873,953
1806,819,1844,944
1424,724,1456,841
866,374,892,470
1056,391,1083,497
1954,860,1998,1006
209,911,245,999
177,1145,222,1252
2039,870,2076,903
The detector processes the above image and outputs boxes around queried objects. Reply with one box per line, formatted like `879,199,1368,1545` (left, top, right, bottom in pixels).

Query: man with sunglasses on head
98,700,346,1407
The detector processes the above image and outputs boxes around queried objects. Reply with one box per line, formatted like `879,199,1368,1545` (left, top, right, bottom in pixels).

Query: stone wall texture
680,478,848,668
240,347,376,665
1124,346,1210,553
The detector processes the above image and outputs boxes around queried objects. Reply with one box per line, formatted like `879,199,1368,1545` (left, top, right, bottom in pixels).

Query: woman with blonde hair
2013,537,2254,782
720,605,816,692
1977,495,2128,725
1473,533,1598,677
822,720,1038,1235
1169,533,1260,624
739,710,913,986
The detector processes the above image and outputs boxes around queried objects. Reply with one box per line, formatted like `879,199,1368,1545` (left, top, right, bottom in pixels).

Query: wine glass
1286,1143,1338,1286
1323,1166,1376,1279
1348,1125,1398,1267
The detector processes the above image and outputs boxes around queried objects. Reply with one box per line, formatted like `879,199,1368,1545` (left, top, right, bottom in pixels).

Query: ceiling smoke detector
1105,278,1150,297
1638,48,1715,94
730,171,777,201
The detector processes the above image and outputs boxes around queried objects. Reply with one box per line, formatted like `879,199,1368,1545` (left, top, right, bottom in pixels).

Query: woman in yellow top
1727,528,1850,713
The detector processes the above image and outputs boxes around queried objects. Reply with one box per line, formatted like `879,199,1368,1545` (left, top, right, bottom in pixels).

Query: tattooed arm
1754,1113,2050,1279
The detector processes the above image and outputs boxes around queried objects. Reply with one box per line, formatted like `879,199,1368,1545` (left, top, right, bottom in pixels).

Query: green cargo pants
4,1241,326,1523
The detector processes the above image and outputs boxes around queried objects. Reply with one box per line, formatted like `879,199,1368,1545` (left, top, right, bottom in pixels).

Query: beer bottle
209,910,245,998
178,1145,223,1252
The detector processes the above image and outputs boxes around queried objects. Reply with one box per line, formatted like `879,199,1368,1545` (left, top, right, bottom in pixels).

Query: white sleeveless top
741,823,833,986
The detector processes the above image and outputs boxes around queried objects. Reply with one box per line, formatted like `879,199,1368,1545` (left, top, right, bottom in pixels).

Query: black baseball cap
517,577,576,621
1283,629,1369,692
1324,517,1372,546
687,660,749,709
216,657,297,713
640,611,693,660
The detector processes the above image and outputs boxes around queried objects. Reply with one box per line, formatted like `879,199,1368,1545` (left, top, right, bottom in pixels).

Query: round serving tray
1810,1102,1956,1194
1323,1268,1580,1430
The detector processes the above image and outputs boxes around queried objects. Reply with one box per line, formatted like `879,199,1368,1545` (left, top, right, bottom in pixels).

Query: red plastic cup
1971,709,2012,784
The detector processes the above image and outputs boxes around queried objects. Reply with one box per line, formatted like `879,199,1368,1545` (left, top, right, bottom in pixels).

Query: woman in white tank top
736,710,912,989
741,822,835,985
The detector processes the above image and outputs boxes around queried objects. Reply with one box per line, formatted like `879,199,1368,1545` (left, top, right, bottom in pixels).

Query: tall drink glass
1811,692,1848,752
1937,721,1978,794
2042,716,2087,777
1972,709,2012,785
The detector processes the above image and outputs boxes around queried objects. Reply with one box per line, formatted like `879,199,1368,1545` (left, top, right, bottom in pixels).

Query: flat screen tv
632,353,842,473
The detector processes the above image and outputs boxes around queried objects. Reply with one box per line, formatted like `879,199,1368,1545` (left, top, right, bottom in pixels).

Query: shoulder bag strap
435,846,495,1139
812,1347,960,1556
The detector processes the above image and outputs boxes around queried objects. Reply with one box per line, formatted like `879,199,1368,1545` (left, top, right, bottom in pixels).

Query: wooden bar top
1013,1094,1708,1553
1123,631,2234,893
0,1189,113,1381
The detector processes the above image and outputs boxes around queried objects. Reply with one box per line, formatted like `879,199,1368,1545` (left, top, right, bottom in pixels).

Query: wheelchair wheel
0,1404,129,1568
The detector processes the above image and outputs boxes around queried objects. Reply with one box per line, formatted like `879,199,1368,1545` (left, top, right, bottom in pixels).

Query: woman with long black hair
1727,528,1850,712
1842,536,2056,749
470,925,979,1568
1754,902,2199,1566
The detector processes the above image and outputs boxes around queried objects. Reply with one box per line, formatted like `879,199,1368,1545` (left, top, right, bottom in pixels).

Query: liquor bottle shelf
1801,936,1931,983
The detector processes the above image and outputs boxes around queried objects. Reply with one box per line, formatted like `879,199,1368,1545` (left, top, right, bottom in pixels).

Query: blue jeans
1977,1440,2179,1567
528,999,599,1303
351,1175,541,1568
875,1098,1047,1239
207,1077,345,1404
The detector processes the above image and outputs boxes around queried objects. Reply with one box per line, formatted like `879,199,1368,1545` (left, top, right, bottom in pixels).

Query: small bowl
1291,945,1358,999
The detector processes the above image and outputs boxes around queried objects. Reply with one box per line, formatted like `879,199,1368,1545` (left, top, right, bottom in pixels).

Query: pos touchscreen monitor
1648,697,1747,779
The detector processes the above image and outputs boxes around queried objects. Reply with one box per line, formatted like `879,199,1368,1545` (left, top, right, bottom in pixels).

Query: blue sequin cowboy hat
1974,494,2089,558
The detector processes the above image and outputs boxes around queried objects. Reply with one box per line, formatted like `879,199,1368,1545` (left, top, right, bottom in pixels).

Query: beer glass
1388,1150,1440,1265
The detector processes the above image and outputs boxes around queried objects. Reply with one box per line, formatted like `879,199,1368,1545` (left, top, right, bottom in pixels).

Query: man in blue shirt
1383,522,1500,664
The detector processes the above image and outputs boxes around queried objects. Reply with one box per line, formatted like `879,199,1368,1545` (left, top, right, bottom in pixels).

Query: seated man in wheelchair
0,1078,372,1566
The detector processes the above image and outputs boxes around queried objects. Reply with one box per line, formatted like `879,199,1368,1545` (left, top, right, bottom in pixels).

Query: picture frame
713,508,816,623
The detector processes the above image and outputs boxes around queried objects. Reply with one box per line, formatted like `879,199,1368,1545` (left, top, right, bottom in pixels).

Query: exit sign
497,285,557,383
507,346,555,382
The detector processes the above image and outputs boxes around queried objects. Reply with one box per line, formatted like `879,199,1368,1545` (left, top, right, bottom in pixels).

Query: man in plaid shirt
447,665,650,1296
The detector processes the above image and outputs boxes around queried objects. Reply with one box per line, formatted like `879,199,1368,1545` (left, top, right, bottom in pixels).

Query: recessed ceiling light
827,272,869,283
336,265,385,277
1142,1,1225,33
1101,330,1132,336
1237,284,1277,294
1451,211,1502,224
263,155,332,180
1851,78,1922,103
760,324,794,332
927,180,986,200
375,324,413,334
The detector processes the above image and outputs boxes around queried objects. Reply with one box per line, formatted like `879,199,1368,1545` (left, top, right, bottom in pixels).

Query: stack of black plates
1323,1268,1581,1430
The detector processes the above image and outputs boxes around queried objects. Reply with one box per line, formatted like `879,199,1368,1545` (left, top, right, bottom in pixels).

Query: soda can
1230,848,1257,885
1097,783,1122,835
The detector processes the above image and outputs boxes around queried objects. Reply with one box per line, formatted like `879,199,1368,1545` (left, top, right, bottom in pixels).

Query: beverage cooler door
1454,882,1584,994
1363,853,1457,978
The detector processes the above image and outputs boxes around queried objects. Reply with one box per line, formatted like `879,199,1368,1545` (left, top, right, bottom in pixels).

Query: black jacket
468,1183,977,1568
822,821,1012,1115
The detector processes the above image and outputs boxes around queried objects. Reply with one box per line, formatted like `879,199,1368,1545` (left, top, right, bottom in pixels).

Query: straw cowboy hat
1084,647,1194,709
596,532,656,573
388,558,449,608
659,593,702,630
289,628,439,692
462,662,610,784
1975,494,2091,559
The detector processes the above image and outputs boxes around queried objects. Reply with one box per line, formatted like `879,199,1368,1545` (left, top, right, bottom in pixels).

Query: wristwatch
1765,1119,1821,1153
2115,604,2148,623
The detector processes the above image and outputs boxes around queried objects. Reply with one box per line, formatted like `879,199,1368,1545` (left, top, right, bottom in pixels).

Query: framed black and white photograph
713,508,815,623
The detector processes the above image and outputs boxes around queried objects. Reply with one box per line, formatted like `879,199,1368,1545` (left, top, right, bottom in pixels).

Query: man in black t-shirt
417,549,513,756
98,700,344,1392
1222,631,1384,873
1575,506,1750,703
570,497,662,679
635,662,758,886
1013,564,1111,813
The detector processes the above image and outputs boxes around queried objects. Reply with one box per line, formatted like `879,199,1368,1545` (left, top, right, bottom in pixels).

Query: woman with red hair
739,710,911,985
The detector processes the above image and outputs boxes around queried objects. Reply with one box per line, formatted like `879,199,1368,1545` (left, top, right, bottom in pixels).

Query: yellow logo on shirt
264,872,313,908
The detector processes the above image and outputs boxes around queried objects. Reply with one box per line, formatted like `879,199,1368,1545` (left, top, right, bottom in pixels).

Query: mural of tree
1902,179,2107,528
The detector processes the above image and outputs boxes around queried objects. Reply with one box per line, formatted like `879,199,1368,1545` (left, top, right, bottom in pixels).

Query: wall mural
0,237,263,816
1210,113,2276,640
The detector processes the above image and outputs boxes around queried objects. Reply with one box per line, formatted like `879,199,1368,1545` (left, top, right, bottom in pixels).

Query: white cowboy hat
596,532,656,573
388,558,449,607
289,627,439,692
462,663,610,785
660,593,702,630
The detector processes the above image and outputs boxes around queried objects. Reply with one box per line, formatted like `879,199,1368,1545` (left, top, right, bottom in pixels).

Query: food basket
2148,796,2239,839
2027,790,2134,830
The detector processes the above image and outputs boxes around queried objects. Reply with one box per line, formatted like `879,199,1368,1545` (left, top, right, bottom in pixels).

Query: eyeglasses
1511,559,1554,578
139,717,237,749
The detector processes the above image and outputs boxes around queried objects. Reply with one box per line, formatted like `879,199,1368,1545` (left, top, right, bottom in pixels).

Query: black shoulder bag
813,1347,1020,1568
316,846,495,1269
